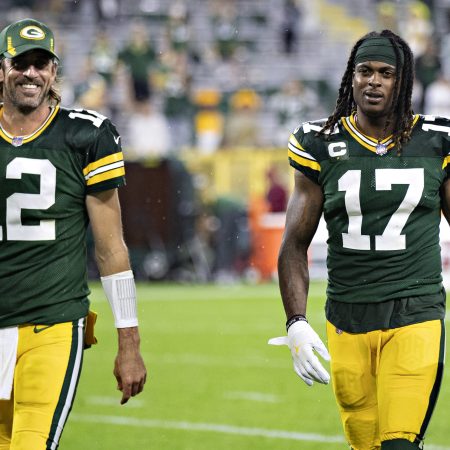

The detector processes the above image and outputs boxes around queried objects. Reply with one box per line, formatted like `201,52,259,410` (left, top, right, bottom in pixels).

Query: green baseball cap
0,18,58,59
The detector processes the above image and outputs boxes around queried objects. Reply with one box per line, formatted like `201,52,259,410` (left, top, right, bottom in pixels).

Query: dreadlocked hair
320,30,415,155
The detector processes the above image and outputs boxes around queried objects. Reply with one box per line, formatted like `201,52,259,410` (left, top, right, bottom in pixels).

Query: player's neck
0,103,53,137
354,111,394,140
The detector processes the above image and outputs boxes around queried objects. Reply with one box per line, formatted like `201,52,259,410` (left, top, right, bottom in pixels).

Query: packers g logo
20,26,45,40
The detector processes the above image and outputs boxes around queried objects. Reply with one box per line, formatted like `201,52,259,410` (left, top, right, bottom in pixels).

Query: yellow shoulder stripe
289,152,321,171
289,133,304,150
443,155,450,170
86,167,126,186
83,152,124,176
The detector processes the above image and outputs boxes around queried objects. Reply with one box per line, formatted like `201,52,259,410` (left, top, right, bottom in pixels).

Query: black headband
355,36,404,67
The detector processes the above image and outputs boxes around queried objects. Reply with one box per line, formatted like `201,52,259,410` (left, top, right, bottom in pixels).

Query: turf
61,282,450,450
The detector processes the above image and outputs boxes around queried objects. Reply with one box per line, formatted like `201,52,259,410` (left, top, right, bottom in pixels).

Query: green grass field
62,282,450,450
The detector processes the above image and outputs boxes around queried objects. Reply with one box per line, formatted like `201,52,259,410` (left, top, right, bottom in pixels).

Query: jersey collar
0,104,60,146
341,112,420,153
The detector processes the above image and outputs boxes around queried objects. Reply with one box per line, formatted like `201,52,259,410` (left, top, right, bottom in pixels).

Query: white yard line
223,391,282,403
86,396,145,408
69,414,450,449
70,414,345,443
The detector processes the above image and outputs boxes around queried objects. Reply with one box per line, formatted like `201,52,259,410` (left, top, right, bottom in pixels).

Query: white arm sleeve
100,270,139,328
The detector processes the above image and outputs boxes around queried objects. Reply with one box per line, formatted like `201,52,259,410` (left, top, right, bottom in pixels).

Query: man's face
2,49,57,113
352,61,397,118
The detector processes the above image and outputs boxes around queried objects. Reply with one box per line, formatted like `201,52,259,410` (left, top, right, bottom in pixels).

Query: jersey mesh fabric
0,107,125,326
288,114,450,328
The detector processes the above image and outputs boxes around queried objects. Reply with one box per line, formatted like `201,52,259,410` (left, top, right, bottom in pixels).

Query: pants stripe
418,319,446,440
47,318,85,450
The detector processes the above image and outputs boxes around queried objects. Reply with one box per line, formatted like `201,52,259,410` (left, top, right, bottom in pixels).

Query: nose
22,65,38,77
368,72,381,87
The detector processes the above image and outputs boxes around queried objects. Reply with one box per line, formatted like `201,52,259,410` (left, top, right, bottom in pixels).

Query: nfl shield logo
12,136,24,147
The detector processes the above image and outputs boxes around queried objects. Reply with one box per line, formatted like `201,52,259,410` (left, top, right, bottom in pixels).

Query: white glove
268,320,330,386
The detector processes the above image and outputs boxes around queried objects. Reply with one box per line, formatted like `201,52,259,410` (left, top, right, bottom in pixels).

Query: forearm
277,171,323,321
95,242,131,276
278,239,310,320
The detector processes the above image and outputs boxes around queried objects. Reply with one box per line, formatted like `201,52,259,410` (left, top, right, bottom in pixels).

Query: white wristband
100,270,139,328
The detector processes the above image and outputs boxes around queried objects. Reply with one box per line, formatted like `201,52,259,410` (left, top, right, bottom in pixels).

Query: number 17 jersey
288,113,450,304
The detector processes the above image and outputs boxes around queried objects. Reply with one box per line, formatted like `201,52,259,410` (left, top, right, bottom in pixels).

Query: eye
11,55,51,71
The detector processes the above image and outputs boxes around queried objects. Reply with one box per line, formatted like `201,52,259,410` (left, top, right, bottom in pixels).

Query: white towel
0,326,18,400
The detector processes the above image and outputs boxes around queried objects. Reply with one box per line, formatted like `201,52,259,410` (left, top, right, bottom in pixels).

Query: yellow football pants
0,319,85,450
326,319,445,450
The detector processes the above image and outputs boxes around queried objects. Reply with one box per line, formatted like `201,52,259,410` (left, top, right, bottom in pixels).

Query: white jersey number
338,168,424,251
68,109,106,128
1,157,56,241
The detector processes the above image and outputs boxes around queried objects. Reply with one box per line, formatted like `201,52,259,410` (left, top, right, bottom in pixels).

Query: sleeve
443,143,450,180
435,117,450,180
83,118,126,194
288,124,321,184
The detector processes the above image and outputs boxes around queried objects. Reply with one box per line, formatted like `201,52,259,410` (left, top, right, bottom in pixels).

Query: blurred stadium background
5,0,450,283
5,0,450,448
0,0,441,284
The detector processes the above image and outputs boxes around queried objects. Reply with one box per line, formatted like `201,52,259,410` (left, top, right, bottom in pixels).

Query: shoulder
57,107,119,147
416,114,450,131
289,117,343,158
288,118,335,183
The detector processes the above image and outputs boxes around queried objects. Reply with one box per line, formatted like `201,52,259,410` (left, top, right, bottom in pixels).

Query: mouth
364,91,384,104
17,82,41,95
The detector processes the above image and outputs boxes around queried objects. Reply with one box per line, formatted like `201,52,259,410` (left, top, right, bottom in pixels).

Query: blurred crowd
4,0,450,282
4,0,450,157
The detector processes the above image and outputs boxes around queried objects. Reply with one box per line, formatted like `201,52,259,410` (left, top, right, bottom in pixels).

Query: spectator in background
402,0,433,58
89,28,118,86
208,196,250,283
117,20,157,101
269,79,319,147
376,1,398,32
165,0,191,54
266,167,288,213
73,57,110,116
415,37,441,110
280,0,301,54
125,98,171,162
209,0,239,60
156,49,194,151
424,72,450,116
223,88,262,148
193,88,224,153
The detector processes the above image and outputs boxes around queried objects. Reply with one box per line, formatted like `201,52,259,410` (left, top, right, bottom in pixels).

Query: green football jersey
289,113,450,304
0,105,125,327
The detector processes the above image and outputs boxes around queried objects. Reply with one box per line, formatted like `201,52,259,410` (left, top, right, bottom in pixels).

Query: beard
4,83,49,115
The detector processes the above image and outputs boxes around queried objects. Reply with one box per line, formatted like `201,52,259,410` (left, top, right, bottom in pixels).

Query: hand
268,320,330,386
114,327,147,404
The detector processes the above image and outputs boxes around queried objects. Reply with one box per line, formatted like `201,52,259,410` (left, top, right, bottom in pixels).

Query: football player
0,18,146,449
270,30,448,449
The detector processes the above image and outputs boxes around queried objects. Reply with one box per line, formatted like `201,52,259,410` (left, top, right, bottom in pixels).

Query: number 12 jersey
0,105,125,327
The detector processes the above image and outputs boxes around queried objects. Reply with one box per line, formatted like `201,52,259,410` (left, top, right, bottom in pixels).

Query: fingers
293,361,314,386
119,375,147,404
304,357,330,384
314,341,331,361
293,345,330,385
268,336,288,346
